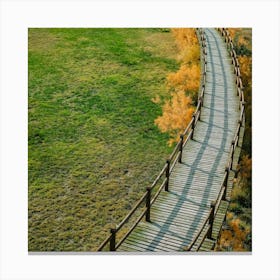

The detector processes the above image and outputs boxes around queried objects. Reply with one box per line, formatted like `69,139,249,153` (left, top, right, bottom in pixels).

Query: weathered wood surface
118,28,240,252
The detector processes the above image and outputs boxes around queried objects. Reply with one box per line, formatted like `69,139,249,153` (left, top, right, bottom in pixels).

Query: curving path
117,28,240,252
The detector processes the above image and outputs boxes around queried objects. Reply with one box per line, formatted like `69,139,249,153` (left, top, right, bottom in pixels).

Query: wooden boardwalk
116,28,240,252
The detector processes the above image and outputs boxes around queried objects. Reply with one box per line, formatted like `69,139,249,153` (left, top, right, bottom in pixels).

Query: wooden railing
185,28,246,251
97,29,207,252
218,28,246,172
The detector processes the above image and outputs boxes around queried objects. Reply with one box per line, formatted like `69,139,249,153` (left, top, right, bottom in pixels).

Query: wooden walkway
116,28,240,252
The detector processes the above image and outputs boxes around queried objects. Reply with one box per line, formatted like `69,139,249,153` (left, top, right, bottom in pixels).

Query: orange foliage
154,91,194,145
228,28,252,52
154,29,200,145
167,64,200,92
239,55,252,87
228,28,241,40
171,28,199,52
181,44,200,64
239,154,252,181
238,36,248,47
217,218,250,251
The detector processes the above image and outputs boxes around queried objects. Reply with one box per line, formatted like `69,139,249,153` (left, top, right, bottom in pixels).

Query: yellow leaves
217,216,250,251
168,28,200,92
167,64,200,92
154,91,194,146
228,28,241,40
227,212,234,220
219,229,233,248
153,28,200,145
171,28,200,64
181,44,200,64
239,55,252,87
171,28,199,52
229,218,250,251
238,36,248,47
228,28,252,55
231,186,243,201
239,56,252,76
230,218,241,232
239,154,252,180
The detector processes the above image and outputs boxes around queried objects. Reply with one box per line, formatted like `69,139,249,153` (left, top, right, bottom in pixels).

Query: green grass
28,28,179,251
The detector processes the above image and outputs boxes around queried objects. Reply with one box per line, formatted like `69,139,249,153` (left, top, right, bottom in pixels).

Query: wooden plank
135,222,196,243
199,238,215,251
152,195,211,210
126,231,184,251
151,204,209,218
152,199,210,211
132,229,186,247
169,186,221,194
120,241,154,252
150,214,205,231
124,238,170,252
152,196,211,210
135,223,193,243
118,243,143,252
126,235,177,252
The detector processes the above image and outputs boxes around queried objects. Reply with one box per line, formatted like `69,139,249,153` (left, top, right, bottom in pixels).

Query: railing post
200,92,204,107
203,71,206,85
239,94,243,109
236,75,239,86
178,134,184,163
223,167,229,201
110,227,116,251
225,166,229,184
230,140,235,170
199,96,203,119
191,114,195,140
237,119,242,143
165,159,170,191
237,65,240,77
240,100,245,111
207,201,216,239
146,187,151,222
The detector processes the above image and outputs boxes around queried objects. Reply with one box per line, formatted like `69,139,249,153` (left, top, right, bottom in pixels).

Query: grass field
28,28,179,251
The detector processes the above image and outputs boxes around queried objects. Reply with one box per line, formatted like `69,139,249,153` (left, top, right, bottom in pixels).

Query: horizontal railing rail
97,28,207,252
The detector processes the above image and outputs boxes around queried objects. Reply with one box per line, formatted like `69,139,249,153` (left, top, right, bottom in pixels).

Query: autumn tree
171,28,199,53
154,28,200,145
167,64,200,93
239,154,252,184
216,216,250,251
154,91,194,145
